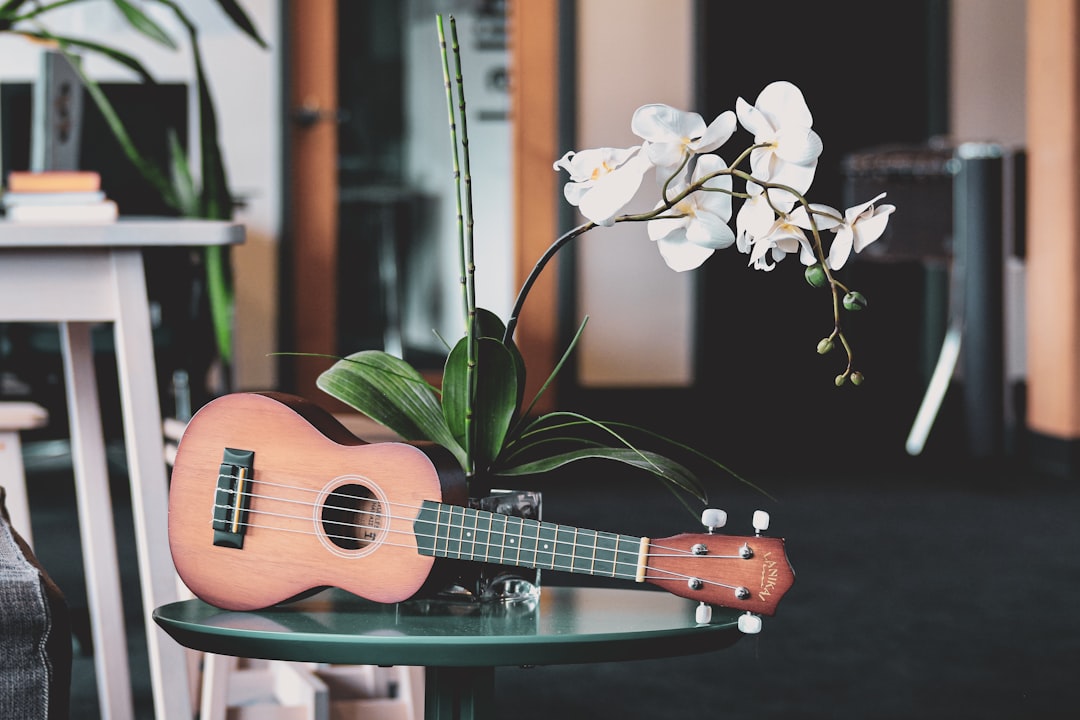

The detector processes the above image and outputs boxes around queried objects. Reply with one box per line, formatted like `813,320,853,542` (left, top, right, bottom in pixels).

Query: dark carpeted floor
21,447,1080,719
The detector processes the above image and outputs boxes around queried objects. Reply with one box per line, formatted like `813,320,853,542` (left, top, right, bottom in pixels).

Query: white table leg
110,250,193,720
60,321,135,720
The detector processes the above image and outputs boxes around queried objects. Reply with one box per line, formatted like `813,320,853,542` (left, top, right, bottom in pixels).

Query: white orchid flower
735,181,794,253
631,104,736,180
744,214,817,272
646,154,735,272
554,146,654,226
736,81,822,201
825,193,896,270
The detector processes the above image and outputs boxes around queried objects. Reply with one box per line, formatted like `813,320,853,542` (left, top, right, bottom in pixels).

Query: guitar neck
414,501,642,582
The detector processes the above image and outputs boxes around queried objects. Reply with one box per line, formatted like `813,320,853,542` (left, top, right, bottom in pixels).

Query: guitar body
168,392,466,611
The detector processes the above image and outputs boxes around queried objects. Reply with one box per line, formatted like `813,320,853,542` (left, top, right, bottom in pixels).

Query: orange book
7,170,102,193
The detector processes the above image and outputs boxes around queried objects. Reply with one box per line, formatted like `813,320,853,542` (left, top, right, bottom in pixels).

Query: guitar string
210,508,737,590
228,479,751,561
209,482,745,589
230,475,731,557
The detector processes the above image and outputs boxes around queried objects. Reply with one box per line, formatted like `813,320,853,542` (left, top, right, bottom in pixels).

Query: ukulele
167,392,794,624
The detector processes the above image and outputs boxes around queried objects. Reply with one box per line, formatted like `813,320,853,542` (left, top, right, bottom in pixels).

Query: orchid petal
736,97,772,138
657,233,716,272
632,103,706,142
775,126,823,165
576,151,653,225
790,203,842,231
844,192,889,223
647,215,687,242
685,211,735,248
690,111,737,153
828,225,855,270
754,81,814,130
851,205,896,252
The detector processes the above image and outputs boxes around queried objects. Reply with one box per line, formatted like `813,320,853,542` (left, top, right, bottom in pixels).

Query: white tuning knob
701,508,727,532
695,602,712,625
752,510,770,534
738,613,762,634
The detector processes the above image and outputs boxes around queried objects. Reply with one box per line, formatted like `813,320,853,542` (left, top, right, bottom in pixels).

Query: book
7,170,102,193
6,200,118,224
2,190,107,207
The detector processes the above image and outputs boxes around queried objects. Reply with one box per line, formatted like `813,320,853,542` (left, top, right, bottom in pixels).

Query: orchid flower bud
804,263,828,288
816,337,834,354
843,291,867,311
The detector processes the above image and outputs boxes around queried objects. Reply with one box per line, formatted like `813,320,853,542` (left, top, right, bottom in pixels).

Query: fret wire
416,503,646,580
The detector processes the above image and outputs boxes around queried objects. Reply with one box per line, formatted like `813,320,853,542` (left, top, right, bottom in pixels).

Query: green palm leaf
496,446,708,504
317,351,467,468
112,0,177,48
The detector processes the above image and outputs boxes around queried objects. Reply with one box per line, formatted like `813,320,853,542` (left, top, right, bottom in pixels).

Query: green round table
154,585,745,719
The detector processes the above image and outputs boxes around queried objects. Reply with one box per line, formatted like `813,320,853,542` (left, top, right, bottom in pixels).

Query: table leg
110,250,192,720
60,321,135,720
424,666,495,720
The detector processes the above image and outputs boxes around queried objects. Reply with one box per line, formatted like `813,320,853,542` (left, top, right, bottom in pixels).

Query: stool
0,401,48,547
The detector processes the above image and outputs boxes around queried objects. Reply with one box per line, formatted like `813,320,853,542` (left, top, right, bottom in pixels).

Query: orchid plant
317,15,895,510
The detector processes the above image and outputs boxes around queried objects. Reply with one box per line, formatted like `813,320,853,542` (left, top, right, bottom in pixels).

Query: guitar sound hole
321,483,385,551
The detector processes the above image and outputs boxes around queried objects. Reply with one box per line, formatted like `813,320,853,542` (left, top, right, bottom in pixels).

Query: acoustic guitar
167,392,794,624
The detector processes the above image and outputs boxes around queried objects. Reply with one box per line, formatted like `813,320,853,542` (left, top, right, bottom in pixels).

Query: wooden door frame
285,0,339,402
285,0,562,410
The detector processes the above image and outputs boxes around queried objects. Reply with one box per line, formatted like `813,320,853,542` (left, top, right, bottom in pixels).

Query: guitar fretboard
414,501,642,581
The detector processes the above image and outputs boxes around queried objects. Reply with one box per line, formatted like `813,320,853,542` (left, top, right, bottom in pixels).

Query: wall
573,0,696,387
951,0,1026,146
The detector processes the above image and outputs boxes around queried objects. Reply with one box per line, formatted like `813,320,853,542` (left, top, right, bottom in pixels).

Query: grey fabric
0,486,70,720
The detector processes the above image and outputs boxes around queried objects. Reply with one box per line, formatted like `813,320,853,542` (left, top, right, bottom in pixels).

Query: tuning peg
695,602,712,625
738,612,762,634
701,508,727,533
752,510,770,535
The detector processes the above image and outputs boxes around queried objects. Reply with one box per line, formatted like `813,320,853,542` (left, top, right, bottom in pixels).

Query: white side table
0,217,244,720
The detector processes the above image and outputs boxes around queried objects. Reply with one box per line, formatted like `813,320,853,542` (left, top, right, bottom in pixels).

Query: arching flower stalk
316,16,896,511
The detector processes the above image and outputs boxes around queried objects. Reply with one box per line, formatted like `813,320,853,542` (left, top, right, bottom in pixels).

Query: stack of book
2,170,118,223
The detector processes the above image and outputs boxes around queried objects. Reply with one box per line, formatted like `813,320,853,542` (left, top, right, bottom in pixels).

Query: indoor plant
0,0,266,391
317,15,896,514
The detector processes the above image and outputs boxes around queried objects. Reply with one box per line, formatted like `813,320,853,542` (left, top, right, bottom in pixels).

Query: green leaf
16,31,157,82
209,0,268,48
474,308,506,339
317,351,467,466
442,336,519,471
112,0,177,49
474,307,526,420
204,245,233,364
167,129,198,216
497,446,708,504
517,315,587,425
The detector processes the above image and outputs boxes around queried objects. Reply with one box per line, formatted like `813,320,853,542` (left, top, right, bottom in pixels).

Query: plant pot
431,488,542,604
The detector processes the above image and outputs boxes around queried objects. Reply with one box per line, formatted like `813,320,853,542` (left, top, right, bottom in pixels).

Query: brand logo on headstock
758,550,779,598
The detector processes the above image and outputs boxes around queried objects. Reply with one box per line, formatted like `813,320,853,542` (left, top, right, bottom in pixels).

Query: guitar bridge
212,448,255,549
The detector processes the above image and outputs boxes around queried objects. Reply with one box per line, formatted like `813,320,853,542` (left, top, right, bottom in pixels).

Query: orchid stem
504,221,595,343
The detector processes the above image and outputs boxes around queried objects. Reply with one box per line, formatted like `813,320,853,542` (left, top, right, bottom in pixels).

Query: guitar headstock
644,510,794,619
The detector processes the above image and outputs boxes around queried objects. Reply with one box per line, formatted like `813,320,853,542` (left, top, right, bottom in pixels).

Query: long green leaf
475,307,526,417
442,336,518,472
166,129,198,215
112,0,177,48
209,0,267,48
15,31,157,81
318,351,467,468
496,447,708,504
